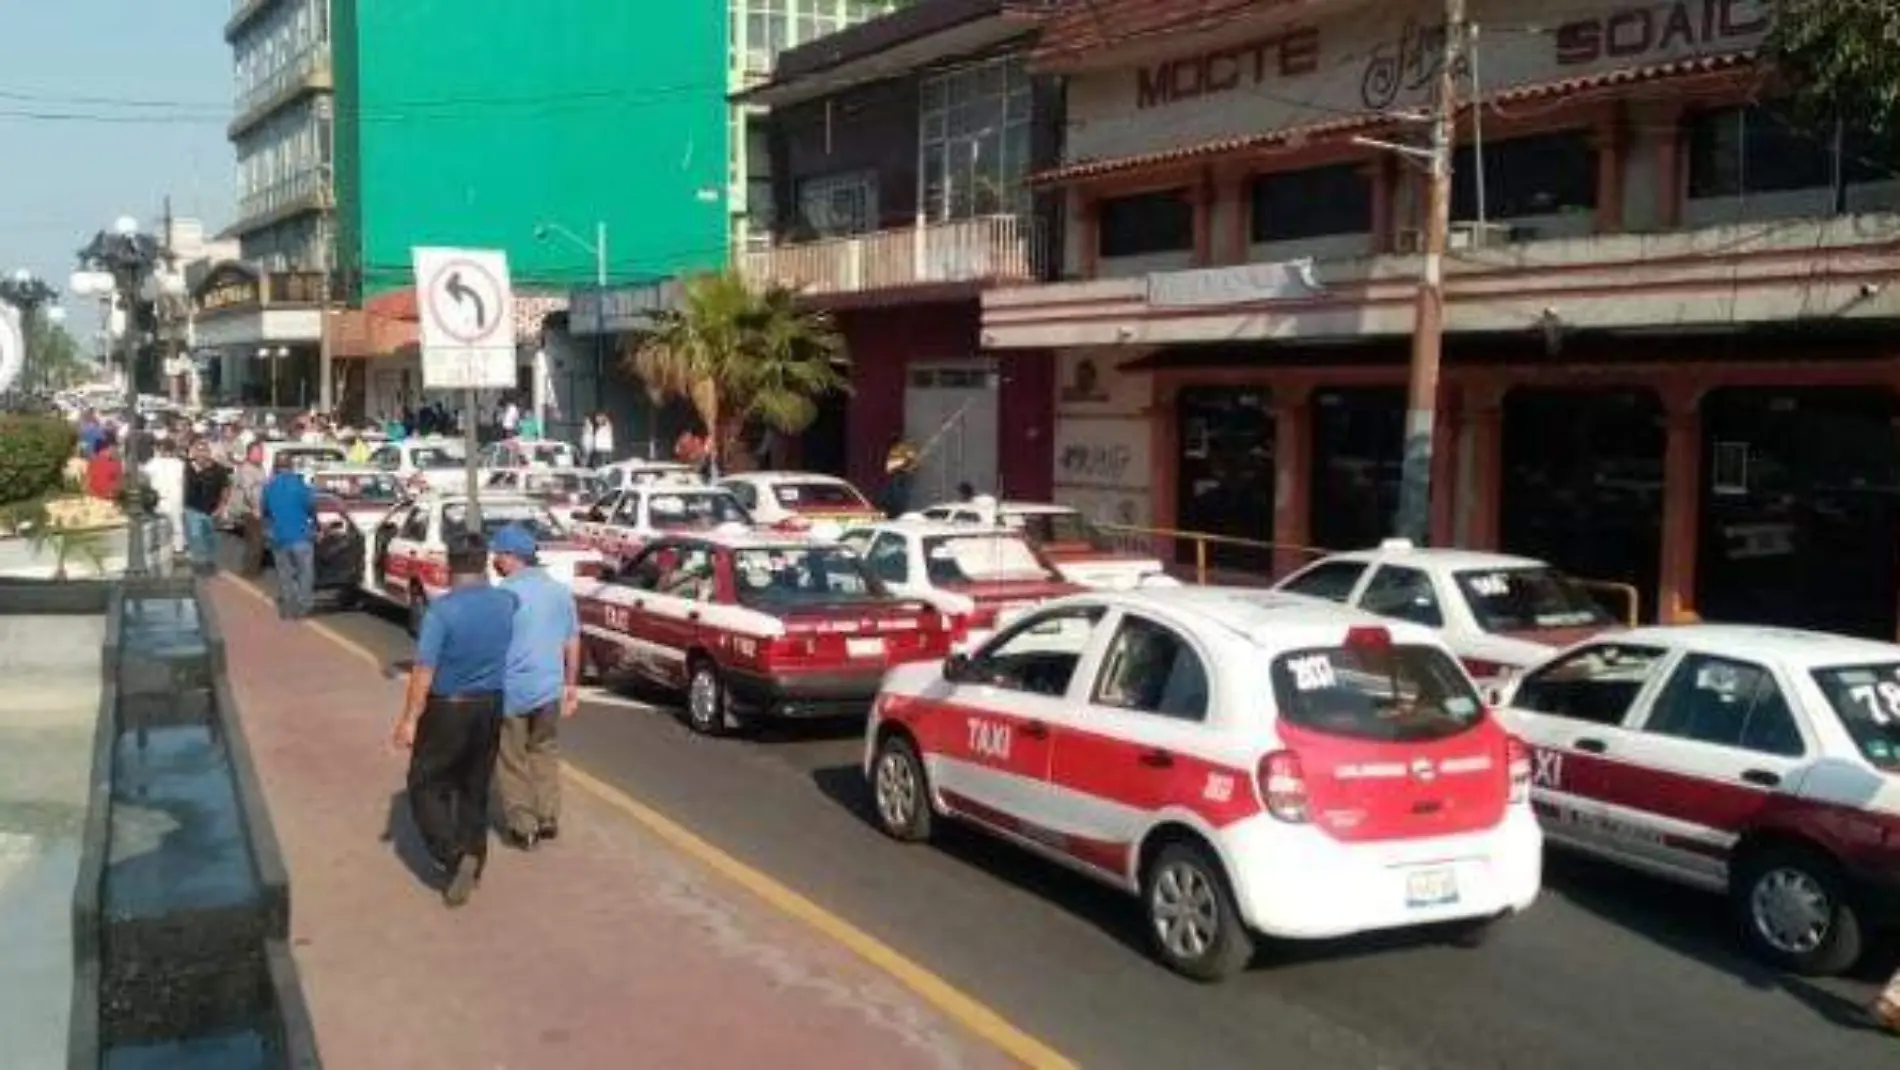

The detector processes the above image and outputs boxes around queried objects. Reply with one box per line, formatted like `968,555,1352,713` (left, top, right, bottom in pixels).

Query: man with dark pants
491,524,580,849
260,454,318,619
389,532,516,906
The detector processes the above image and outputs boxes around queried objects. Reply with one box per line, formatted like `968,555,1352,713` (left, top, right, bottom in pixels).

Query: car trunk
1279,721,1511,843
763,600,950,668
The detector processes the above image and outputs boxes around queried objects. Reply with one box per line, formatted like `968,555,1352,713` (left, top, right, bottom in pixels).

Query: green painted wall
333,0,727,299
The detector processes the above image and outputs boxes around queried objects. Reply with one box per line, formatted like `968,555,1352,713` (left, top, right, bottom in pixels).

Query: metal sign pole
463,385,482,530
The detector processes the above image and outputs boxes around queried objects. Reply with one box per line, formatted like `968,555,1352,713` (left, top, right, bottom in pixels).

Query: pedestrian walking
388,531,516,907
260,453,318,620
490,524,580,850
85,433,123,501
143,439,188,561
182,440,231,574
233,443,268,577
589,411,615,468
577,416,595,468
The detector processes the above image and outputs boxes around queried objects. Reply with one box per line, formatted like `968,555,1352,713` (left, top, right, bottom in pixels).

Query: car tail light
1506,735,1532,805
762,635,816,667
1258,750,1309,824
1462,657,1510,680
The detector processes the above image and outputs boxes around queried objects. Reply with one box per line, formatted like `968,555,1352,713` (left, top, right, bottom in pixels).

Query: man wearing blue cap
490,522,581,849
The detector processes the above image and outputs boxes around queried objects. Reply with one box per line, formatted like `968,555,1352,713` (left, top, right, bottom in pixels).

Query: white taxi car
257,440,347,478
484,466,599,523
920,498,1175,590
304,467,406,534
721,471,882,530
366,437,470,495
1497,624,1900,975
363,493,604,633
1274,540,1620,685
838,519,1080,650
594,458,701,493
865,588,1541,980
477,436,579,473
569,484,754,567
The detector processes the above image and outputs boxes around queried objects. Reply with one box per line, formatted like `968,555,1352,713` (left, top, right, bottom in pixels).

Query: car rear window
770,481,868,508
410,446,463,469
1454,567,1613,633
732,546,885,606
1271,642,1484,743
279,448,345,473
308,472,401,501
528,444,573,466
1013,511,1112,551
1808,663,1900,769
647,491,749,530
921,534,1057,584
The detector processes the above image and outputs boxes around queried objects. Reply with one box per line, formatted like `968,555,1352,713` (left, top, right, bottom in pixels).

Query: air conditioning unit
1392,221,1517,254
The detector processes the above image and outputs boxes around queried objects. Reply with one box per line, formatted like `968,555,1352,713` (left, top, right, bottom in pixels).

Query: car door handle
1741,769,1781,788
632,600,645,610
687,611,701,622
1138,748,1174,769
1019,721,1049,740
1573,738,1608,754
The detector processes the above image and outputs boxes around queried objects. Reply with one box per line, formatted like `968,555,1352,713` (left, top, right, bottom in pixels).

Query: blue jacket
260,471,317,547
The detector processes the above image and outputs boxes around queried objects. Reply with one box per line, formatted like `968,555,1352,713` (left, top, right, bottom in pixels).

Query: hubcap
688,669,718,728
874,749,918,830
1151,861,1220,961
1750,866,1832,955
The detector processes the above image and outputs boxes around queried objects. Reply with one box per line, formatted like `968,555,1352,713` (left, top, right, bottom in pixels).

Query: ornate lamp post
0,269,60,396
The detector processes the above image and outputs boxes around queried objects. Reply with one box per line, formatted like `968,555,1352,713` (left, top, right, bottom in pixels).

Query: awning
1030,52,1757,187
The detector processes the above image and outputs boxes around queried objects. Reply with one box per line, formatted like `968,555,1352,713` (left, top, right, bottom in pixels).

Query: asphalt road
236,553,1899,1069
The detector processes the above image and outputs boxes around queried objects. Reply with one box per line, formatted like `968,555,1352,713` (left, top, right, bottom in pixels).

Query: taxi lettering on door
968,717,1012,761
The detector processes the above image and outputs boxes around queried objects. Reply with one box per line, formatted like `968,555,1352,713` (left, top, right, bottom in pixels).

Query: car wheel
1731,844,1864,976
406,588,428,637
685,659,730,737
870,733,933,843
1142,841,1253,982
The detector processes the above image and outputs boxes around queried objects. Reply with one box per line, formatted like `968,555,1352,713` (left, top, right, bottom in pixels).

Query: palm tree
624,270,848,473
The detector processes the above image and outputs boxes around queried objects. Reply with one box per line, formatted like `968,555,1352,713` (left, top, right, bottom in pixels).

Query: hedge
0,414,78,506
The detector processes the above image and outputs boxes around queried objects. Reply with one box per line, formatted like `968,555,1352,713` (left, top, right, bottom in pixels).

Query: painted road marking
214,574,1076,1070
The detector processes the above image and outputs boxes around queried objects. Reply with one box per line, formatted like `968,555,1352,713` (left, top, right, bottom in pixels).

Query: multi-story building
736,0,1059,497
982,0,1900,639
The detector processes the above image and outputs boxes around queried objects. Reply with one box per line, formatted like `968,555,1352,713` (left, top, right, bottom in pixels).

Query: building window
919,54,1033,222
741,0,897,77
1098,189,1193,259
1250,163,1373,243
1452,131,1598,220
797,171,876,237
1686,105,1900,199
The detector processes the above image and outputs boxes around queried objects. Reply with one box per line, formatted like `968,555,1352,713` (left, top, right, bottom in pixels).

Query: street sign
413,246,516,390
0,305,22,395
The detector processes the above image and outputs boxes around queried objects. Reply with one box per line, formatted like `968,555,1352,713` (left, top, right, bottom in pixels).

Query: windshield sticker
1848,682,1900,725
1694,663,1742,696
1288,654,1337,691
650,496,684,513
1467,573,1511,598
778,487,801,502
927,544,955,561
1534,611,1600,627
1444,696,1477,716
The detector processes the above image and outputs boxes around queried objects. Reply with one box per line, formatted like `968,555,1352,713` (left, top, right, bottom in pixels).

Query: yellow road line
213,572,1076,1069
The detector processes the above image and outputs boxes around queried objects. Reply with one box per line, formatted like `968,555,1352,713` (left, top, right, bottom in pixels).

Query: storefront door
1310,387,1402,553
1174,386,1274,573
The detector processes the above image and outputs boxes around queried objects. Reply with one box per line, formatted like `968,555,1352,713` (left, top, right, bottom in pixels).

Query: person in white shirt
500,398,521,438
589,411,614,467
578,418,595,468
142,439,189,558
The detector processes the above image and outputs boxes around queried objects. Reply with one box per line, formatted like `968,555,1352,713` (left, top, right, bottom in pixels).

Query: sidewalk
207,577,1011,1070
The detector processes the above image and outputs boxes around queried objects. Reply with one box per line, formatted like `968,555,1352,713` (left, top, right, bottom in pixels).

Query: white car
365,437,470,494
257,440,347,479
920,498,1176,591
478,437,580,473
304,467,408,534
593,459,702,493
568,484,754,566
1273,540,1620,686
838,519,1081,650
484,466,601,524
721,471,882,530
362,493,604,633
1496,624,1900,976
865,587,1542,980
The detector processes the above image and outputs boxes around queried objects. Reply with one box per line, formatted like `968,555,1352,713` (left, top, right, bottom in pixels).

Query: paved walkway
209,577,1011,1070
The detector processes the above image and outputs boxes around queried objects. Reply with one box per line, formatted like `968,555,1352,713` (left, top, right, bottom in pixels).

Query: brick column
1272,383,1313,577
1464,386,1505,550
1657,386,1703,624
1593,105,1627,233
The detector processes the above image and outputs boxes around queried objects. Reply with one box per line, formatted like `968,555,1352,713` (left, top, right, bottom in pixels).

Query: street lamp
0,269,61,397
256,345,290,408
74,217,176,577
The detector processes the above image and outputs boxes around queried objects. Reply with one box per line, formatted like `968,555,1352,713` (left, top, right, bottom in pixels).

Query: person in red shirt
86,435,124,501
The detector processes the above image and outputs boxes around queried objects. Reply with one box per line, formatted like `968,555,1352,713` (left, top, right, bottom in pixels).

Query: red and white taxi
1275,541,1621,687
484,466,600,523
594,458,701,493
721,471,882,530
1497,624,1900,975
477,437,580,474
837,519,1079,651
363,493,604,633
572,529,953,736
920,498,1176,591
366,437,469,494
865,588,1541,980
569,484,754,566
304,467,407,534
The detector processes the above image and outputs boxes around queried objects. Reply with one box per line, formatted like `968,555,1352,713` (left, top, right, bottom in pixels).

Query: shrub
0,415,78,506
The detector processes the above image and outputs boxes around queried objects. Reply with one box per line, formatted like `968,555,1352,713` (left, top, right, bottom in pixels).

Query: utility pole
317,197,335,417
1392,0,1467,544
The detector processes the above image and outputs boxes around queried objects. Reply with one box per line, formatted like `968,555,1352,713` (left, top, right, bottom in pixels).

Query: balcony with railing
232,167,331,235
230,44,332,138
740,214,1043,298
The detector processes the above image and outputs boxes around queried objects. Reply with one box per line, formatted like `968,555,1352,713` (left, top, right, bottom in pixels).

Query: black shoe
500,828,538,852
536,822,559,843
443,855,481,908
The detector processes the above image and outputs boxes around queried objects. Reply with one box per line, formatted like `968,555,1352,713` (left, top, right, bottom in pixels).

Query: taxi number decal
967,718,1012,761
1532,748,1562,789
602,605,634,633
1288,654,1337,691
1848,681,1900,725
1468,573,1512,598
1203,773,1234,803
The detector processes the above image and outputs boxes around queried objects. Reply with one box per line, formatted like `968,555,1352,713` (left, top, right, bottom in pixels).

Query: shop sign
199,275,260,313
1554,0,1769,67
1135,26,1321,110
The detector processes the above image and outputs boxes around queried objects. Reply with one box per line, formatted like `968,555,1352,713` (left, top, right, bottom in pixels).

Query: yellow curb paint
216,573,1076,1069
561,763,1077,1070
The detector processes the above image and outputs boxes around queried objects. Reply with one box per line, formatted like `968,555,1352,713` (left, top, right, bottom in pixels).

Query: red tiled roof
1031,0,1299,67
1030,51,1758,185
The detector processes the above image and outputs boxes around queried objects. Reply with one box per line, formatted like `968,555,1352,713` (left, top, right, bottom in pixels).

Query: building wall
1050,348,1154,527
772,76,923,234
835,301,979,489
332,0,728,300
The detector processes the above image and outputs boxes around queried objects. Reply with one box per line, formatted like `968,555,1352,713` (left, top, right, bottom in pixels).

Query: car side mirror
942,653,975,684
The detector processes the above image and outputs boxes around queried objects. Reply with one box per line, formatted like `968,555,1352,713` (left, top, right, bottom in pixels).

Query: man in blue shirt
490,524,581,850
259,454,318,620
389,531,516,907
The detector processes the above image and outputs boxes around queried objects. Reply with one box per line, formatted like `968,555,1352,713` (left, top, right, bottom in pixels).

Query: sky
0,0,231,347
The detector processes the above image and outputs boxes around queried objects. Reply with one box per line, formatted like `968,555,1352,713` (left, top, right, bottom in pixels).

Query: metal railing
233,44,331,125
235,168,328,226
1576,579,1641,628
739,214,1042,297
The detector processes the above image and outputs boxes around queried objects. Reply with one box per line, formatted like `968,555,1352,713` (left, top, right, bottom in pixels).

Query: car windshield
770,481,869,509
1272,641,1484,743
441,503,566,541
307,472,402,502
526,472,594,495
409,446,464,469
731,546,884,607
1011,511,1112,551
1454,567,1613,633
526,443,574,466
278,448,345,474
921,534,1057,585
647,491,750,530
1808,664,1900,770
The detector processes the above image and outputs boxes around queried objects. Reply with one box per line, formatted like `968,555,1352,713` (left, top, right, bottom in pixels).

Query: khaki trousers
496,705,561,836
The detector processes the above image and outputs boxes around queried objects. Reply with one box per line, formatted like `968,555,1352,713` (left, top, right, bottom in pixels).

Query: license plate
1404,867,1459,907
846,637,884,659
